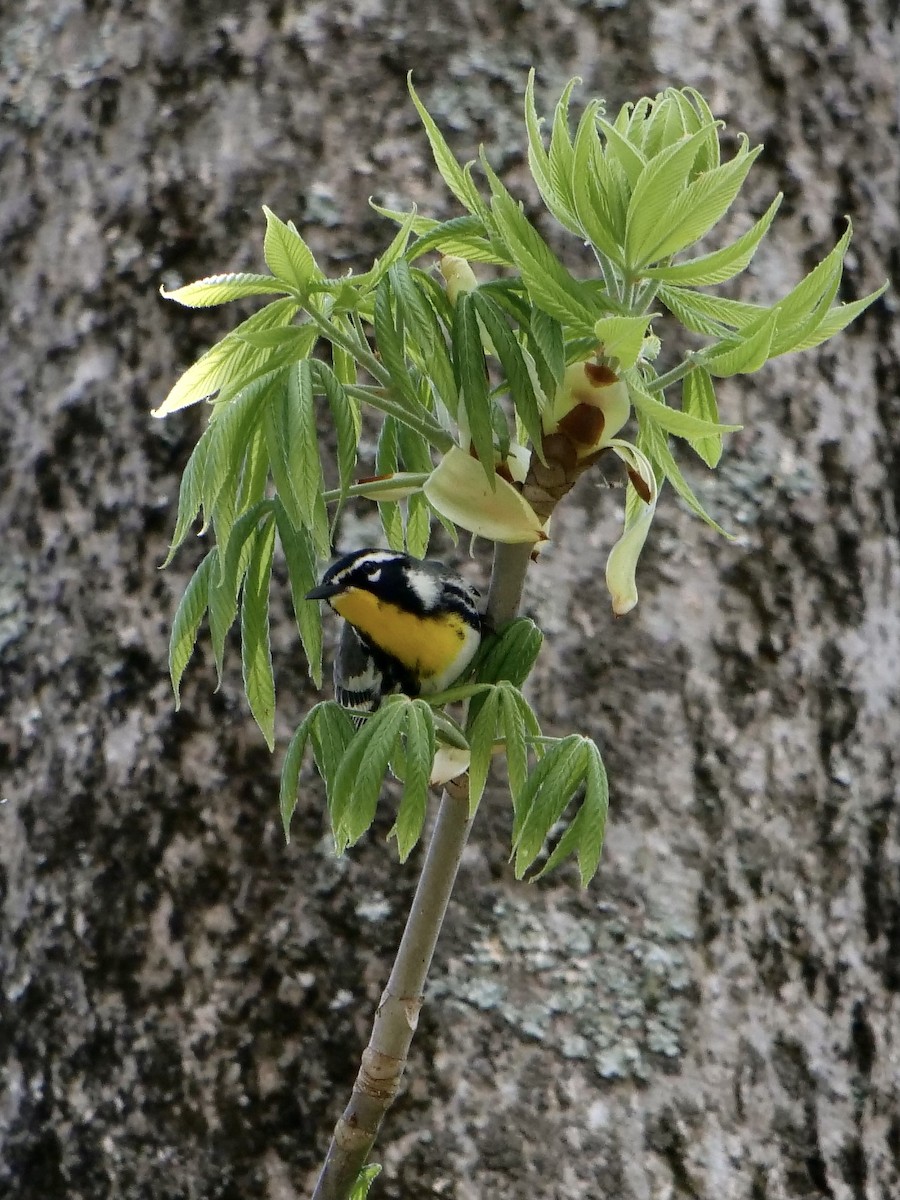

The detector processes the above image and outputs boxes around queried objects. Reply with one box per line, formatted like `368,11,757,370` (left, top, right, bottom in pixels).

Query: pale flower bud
543,359,631,458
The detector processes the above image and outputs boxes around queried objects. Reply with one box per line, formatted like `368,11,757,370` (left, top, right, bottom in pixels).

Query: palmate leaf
211,499,274,678
201,382,269,542
594,314,655,370
571,100,625,265
466,687,501,814
314,361,360,504
546,77,582,228
240,512,277,749
597,115,646,188
279,702,358,839
637,411,730,536
627,372,741,440
162,273,292,308
162,420,214,566
498,684,529,804
658,284,766,336
784,284,887,354
472,292,545,451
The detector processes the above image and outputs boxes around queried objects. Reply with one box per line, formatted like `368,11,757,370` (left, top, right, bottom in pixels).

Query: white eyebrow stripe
404,569,442,610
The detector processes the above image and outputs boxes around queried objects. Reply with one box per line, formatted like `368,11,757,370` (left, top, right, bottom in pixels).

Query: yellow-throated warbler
306,549,482,712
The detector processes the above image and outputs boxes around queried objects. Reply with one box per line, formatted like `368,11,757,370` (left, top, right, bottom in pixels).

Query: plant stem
311,539,534,1200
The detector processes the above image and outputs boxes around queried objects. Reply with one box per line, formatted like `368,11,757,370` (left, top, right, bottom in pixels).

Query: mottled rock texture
2,1,898,1198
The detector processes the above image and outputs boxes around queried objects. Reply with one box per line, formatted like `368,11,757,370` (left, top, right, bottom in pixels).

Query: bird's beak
305,581,345,601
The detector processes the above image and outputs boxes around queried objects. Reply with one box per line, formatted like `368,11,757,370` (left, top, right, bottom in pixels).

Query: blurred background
1,2,898,1197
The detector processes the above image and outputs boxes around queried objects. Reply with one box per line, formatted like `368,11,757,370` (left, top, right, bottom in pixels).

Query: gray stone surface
1,1,898,1197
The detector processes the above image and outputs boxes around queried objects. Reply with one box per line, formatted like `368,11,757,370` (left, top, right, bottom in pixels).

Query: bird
306,548,482,713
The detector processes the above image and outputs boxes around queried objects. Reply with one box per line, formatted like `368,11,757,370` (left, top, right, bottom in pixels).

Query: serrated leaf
209,499,273,676
780,282,887,355
512,735,589,878
467,688,501,814
366,206,419,294
453,293,496,486
597,117,646,188
202,382,269,542
624,124,716,269
637,412,730,536
484,169,598,331
288,361,327,531
471,618,544,689
392,701,435,861
331,700,408,850
546,77,581,227
262,206,319,292
314,361,360,504
681,367,722,467
161,273,293,308
274,498,323,688
658,284,766,336
472,293,544,452
309,703,358,807
634,139,762,267
404,490,432,558
403,214,510,264
213,322,320,409
162,420,214,565
169,550,215,705
374,276,420,412
350,1164,382,1200
407,76,490,223
536,741,609,884
239,513,277,749
528,309,566,388
702,310,777,377
280,710,315,841
644,194,782,285
263,369,305,529
594,315,655,370
627,373,741,439
524,69,581,235
375,416,405,552
499,684,528,803
153,298,300,418
571,100,625,264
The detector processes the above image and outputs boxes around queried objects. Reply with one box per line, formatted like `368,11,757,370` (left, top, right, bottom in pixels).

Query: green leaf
528,309,566,389
280,710,313,841
633,138,762,267
467,687,501,814
644,194,782,285
472,293,544,452
350,1164,382,1200
274,498,323,688
571,100,625,265
624,124,717,270
638,412,730,536
374,276,421,412
390,263,458,415
392,701,435,861
594,315,655,370
546,77,581,228
681,367,722,467
366,206,419,293
169,550,215,705
240,513,277,749
162,420,214,565
153,298,300,417
161,273,293,308
309,704,358,800
407,76,491,223
597,116,646,188
524,69,581,235
499,683,529,804
210,499,273,676
484,166,598,331
315,361,360,503
658,284,766,336
471,618,544,689
627,372,741,440
331,699,408,850
289,361,328,533
513,735,589,878
262,206,319,293
702,309,777,377
453,293,496,486
403,214,509,264
404,490,432,559
202,383,268,543
376,416,405,552
214,322,320,409
536,740,609,885
781,282,887,355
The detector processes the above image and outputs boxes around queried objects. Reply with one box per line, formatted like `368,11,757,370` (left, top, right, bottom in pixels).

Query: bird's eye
366,567,382,583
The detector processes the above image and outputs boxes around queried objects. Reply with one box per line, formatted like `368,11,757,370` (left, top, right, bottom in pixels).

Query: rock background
2,2,898,1198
